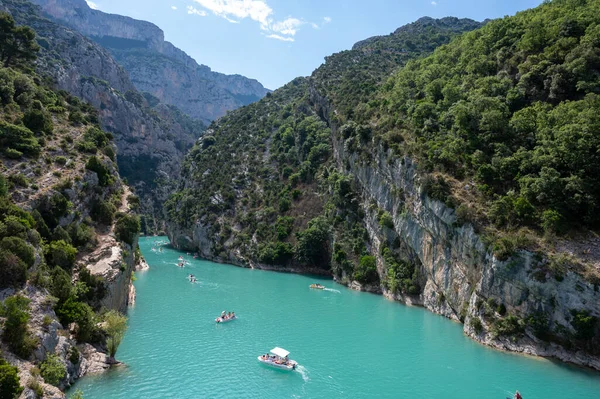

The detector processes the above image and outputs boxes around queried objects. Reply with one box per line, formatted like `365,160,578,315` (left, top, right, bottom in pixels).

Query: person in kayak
514,391,523,399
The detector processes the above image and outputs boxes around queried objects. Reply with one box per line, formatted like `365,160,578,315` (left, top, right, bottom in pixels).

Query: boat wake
323,288,340,293
296,365,309,382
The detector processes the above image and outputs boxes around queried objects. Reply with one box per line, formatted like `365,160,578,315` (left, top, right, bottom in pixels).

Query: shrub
0,295,37,358
278,197,291,213
492,315,525,338
470,317,483,334
0,357,23,399
422,175,451,204
0,175,7,197
40,354,66,386
68,347,80,364
0,236,34,267
294,216,330,268
541,209,565,235
570,310,598,340
114,215,140,245
258,242,294,265
27,379,43,397
23,109,53,135
379,212,394,229
0,250,27,288
3,148,22,159
91,199,116,225
275,216,294,240
85,156,110,186
55,298,95,342
0,122,40,157
353,255,379,284
0,215,28,239
51,226,71,244
69,389,85,399
67,222,94,248
8,173,28,187
49,267,72,303
46,240,77,271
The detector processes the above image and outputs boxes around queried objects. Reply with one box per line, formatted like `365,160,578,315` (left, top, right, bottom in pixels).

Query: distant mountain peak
31,0,269,123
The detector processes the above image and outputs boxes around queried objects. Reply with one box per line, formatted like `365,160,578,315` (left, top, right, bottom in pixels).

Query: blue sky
87,0,543,89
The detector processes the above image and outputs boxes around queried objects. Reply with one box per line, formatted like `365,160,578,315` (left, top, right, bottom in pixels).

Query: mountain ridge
31,0,270,124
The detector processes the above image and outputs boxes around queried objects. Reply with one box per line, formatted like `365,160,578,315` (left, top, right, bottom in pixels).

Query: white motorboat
257,347,298,371
215,315,236,323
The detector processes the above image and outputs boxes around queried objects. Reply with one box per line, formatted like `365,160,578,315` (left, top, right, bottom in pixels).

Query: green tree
0,295,36,358
0,356,23,399
294,216,330,268
0,250,27,288
46,240,77,271
40,354,66,386
114,215,140,245
0,13,39,68
55,298,95,342
103,310,128,363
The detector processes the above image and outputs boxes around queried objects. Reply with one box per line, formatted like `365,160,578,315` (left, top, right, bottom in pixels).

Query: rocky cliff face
31,0,269,125
320,88,600,369
1,0,205,231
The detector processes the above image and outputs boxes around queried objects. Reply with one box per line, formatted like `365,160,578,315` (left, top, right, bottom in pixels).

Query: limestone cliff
1,0,205,231
31,0,269,125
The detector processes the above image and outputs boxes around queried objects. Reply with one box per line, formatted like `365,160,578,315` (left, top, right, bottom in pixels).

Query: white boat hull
257,357,297,371
215,316,236,323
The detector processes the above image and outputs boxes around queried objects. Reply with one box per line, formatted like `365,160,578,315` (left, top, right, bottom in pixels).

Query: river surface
74,237,600,398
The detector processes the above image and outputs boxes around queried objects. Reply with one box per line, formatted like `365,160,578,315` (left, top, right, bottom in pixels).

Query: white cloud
171,6,177,10
187,6,208,16
271,18,303,36
86,1,99,10
266,34,294,42
431,1,438,5
323,16,331,23
311,22,319,29
193,0,272,28
193,0,311,42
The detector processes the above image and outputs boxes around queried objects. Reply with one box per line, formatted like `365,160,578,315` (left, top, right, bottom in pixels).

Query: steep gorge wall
311,87,600,370
31,0,270,124
2,0,204,230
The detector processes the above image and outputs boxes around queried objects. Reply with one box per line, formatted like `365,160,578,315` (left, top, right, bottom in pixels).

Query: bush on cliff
55,297,95,342
0,295,37,358
0,356,23,399
0,250,27,288
40,354,66,387
46,240,77,271
114,214,140,245
353,255,379,285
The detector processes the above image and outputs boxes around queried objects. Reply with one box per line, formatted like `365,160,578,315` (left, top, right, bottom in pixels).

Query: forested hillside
1,0,205,233
167,0,600,370
166,17,481,272
0,12,138,397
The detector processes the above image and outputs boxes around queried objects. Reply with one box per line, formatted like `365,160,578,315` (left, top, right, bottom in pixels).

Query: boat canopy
270,347,290,358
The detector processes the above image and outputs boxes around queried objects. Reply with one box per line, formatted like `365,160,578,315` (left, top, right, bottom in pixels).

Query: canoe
215,316,236,323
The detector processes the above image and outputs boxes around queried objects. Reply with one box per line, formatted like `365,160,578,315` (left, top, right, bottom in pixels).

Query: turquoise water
74,237,600,398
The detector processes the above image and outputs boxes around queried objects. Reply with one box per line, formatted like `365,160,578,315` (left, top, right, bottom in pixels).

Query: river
74,237,600,398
